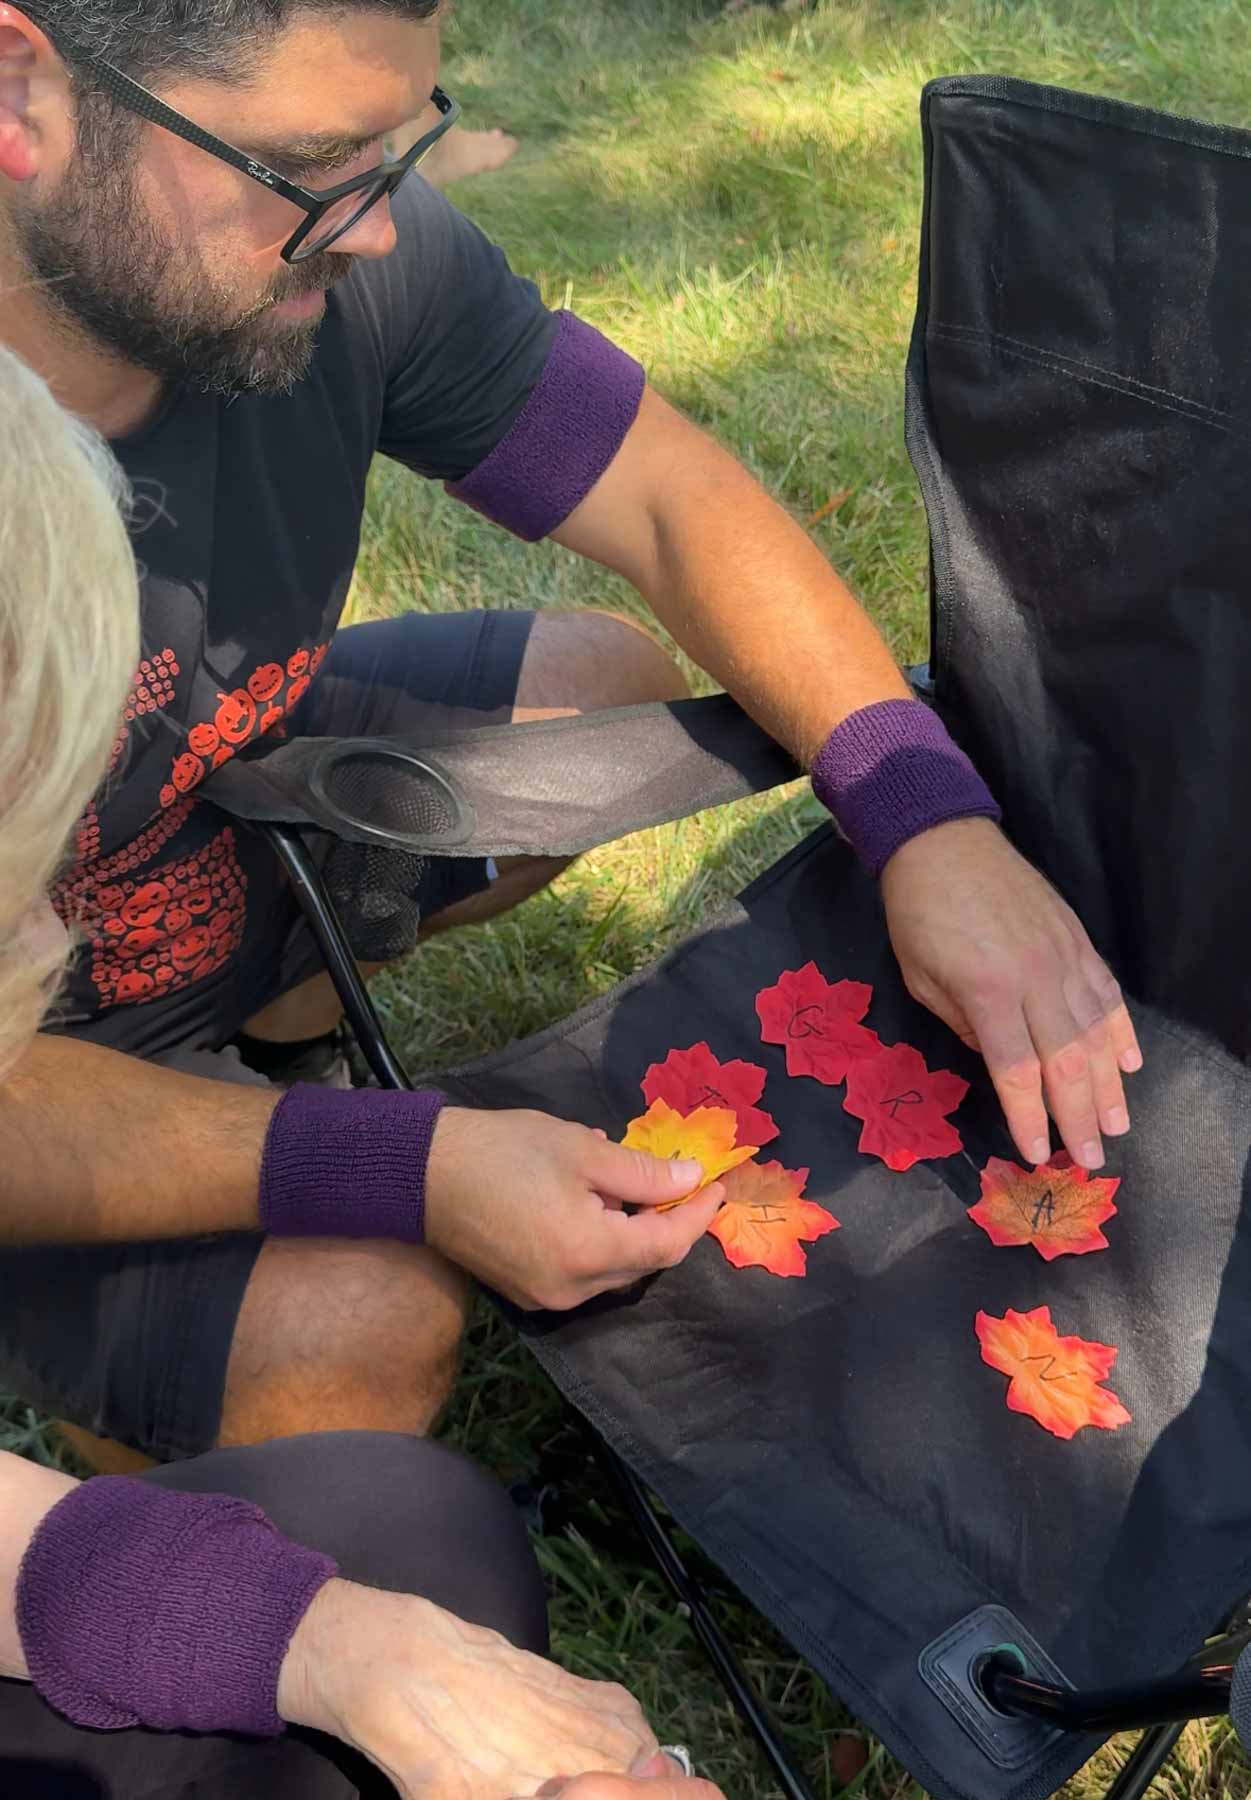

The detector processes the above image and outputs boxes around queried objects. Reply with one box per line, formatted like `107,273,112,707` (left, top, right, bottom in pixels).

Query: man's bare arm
0,1035,277,1245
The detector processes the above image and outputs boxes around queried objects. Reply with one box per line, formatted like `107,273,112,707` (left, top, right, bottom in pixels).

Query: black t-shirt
50,177,639,1050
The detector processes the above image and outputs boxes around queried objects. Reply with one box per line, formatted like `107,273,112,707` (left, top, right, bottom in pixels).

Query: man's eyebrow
241,131,380,172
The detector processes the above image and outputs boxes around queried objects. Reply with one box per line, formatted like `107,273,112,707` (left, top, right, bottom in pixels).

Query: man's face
9,10,439,396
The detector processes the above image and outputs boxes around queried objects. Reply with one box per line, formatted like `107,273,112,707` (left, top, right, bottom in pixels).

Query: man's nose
334,193,399,262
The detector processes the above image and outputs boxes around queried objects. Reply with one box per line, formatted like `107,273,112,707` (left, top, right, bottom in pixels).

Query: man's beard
14,158,354,399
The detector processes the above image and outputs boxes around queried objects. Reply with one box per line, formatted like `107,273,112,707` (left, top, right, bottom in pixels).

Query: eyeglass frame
79,58,461,264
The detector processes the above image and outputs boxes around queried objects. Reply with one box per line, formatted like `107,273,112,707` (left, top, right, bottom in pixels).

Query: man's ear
0,8,69,184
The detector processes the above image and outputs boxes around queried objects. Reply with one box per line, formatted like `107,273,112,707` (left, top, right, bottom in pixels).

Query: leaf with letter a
842,1042,968,1171
708,1160,839,1277
969,1154,1120,1260
755,962,880,1084
621,1099,758,1206
976,1306,1132,1439
642,1041,779,1147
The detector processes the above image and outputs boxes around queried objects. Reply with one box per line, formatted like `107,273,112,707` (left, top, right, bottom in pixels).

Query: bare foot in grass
395,122,520,188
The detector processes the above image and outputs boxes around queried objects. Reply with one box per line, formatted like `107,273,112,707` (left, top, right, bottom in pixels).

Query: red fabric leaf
708,1160,839,1277
842,1042,968,1170
755,962,880,1084
976,1306,1132,1439
969,1154,1120,1260
642,1041,779,1147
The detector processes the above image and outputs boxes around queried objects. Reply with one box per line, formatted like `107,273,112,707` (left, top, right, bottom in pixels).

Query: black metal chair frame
264,819,1251,1800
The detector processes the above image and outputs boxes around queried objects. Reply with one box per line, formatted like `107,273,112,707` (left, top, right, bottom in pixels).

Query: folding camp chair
208,74,1251,1800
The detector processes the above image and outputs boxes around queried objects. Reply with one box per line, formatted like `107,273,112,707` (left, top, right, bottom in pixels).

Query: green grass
11,0,1251,1793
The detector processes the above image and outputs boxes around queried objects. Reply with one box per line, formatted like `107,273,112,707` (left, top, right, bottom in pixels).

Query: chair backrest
909,75,1251,1060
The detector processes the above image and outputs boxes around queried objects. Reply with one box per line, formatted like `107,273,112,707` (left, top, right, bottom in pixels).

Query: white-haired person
0,345,722,1800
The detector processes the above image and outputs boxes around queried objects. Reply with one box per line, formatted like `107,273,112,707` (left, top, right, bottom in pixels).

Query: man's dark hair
21,1,442,87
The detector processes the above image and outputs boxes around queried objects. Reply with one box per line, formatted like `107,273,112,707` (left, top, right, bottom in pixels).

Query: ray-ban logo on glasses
246,161,277,187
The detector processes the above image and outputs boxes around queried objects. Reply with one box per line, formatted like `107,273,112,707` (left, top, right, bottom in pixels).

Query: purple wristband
811,698,1001,876
447,311,646,542
17,1476,336,1736
260,1084,446,1244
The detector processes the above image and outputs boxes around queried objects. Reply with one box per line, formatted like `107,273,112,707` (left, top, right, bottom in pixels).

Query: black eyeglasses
81,59,461,264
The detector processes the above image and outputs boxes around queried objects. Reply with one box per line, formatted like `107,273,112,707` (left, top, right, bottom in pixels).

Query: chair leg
1104,1722,1188,1800
596,1437,816,1800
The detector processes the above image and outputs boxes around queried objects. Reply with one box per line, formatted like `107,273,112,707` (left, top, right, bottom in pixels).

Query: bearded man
0,0,1140,1477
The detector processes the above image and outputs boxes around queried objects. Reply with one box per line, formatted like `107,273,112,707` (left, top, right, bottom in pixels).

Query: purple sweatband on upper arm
260,1083,446,1244
446,310,646,541
811,698,1002,876
17,1476,337,1736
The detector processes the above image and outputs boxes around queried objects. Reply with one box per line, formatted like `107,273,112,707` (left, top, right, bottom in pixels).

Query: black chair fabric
430,77,1251,1800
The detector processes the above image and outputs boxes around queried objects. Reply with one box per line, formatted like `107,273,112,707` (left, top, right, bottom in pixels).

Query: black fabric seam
927,323,1246,438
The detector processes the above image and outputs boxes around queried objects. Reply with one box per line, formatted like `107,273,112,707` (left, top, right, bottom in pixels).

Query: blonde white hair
0,346,139,1073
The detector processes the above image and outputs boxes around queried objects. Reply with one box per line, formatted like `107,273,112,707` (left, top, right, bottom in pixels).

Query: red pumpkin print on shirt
260,704,284,733
215,689,257,745
75,828,249,1011
121,882,171,930
287,648,311,680
287,674,311,709
114,971,156,1004
248,663,285,703
172,753,203,795
171,925,213,971
188,721,220,758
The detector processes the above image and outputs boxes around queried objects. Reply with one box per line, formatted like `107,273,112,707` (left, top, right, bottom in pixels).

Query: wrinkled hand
424,1107,725,1311
880,818,1142,1169
543,1767,725,1798
278,1579,661,1799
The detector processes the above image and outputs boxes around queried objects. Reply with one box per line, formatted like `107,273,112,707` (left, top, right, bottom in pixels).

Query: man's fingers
603,1185,724,1278
969,1003,1051,1165
586,1139,707,1209
1023,986,1117,1170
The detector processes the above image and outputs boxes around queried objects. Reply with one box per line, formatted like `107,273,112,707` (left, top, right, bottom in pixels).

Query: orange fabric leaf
976,1306,1132,1440
842,1042,968,1170
642,1041,779,1147
621,1099,758,1204
756,962,880,1085
969,1153,1120,1260
708,1160,839,1277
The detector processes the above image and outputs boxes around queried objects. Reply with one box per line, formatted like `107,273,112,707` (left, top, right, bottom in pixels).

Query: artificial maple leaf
969,1153,1120,1260
621,1099,758,1205
842,1042,968,1171
708,1160,839,1277
642,1042,779,1148
755,962,880,1084
976,1307,1132,1440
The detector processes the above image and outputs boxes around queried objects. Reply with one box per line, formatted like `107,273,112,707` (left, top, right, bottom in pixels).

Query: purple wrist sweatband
17,1476,336,1736
811,698,1001,876
260,1084,446,1243
447,311,646,542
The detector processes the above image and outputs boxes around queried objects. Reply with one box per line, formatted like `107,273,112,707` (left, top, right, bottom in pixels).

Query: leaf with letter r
842,1041,968,1171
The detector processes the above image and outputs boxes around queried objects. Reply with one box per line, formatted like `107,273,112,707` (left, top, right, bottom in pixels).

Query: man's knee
149,1431,549,1655
220,1239,471,1448
515,608,689,716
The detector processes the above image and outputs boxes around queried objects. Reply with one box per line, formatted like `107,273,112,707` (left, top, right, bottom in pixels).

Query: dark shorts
0,609,534,1461
0,1431,548,1799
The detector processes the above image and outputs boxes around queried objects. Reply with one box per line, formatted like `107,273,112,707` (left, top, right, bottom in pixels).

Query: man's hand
278,1579,661,1798
424,1108,725,1311
880,818,1141,1169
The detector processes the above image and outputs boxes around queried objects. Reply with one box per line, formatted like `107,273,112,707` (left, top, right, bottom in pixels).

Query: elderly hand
544,1767,726,1797
424,1107,725,1311
880,818,1141,1169
278,1579,662,1798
